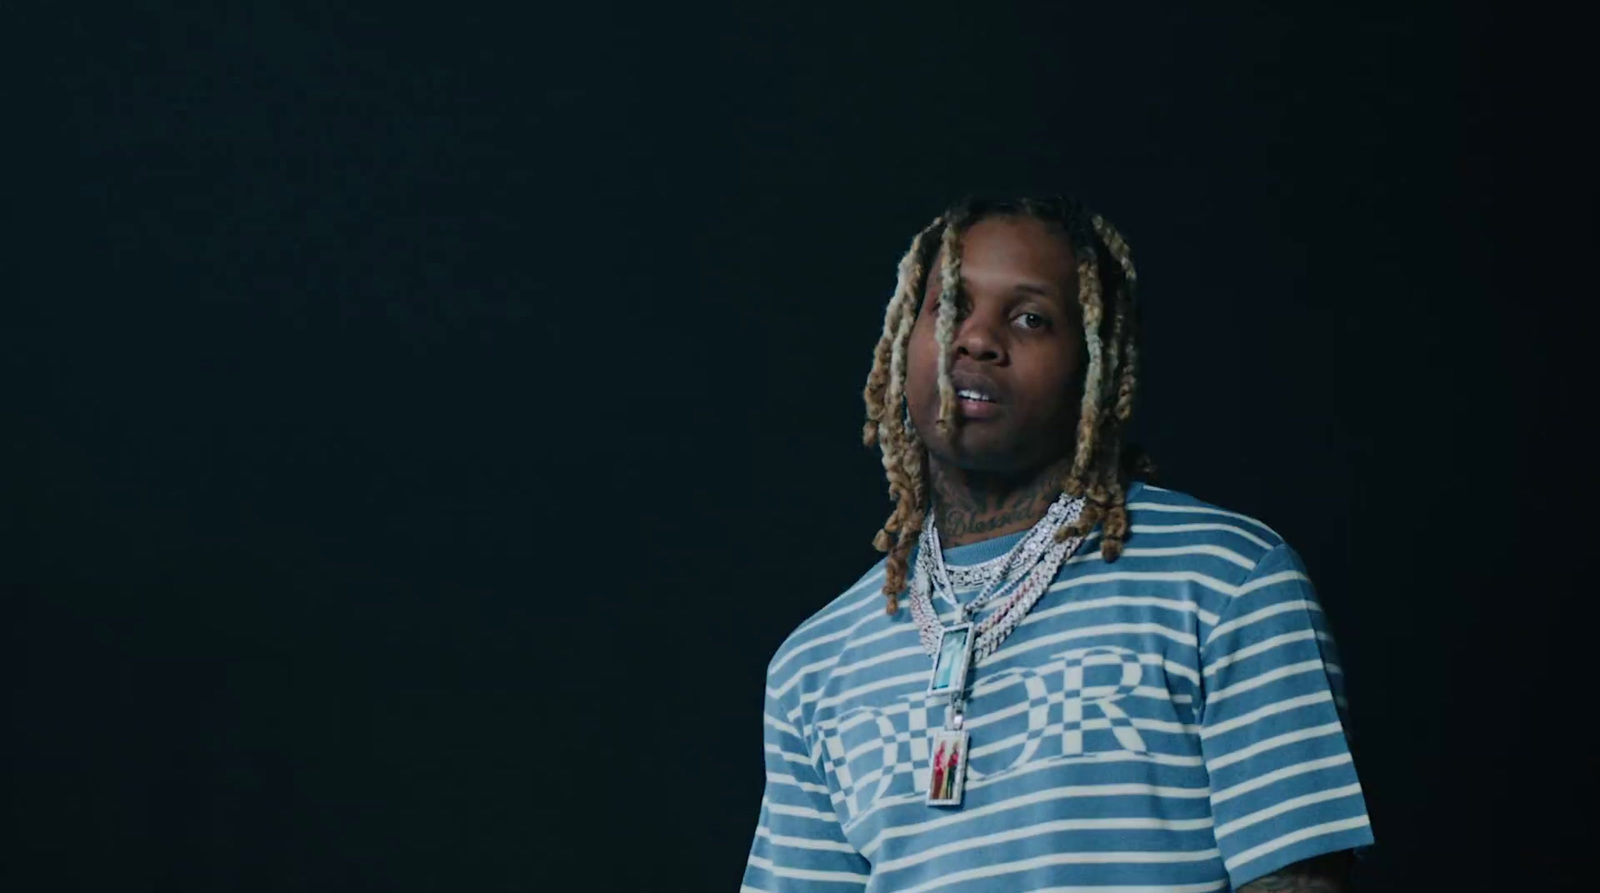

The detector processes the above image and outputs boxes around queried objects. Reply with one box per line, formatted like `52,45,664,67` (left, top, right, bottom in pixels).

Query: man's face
905,215,1085,474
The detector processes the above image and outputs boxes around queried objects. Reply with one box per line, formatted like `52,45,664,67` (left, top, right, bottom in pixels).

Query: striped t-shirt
742,481,1373,893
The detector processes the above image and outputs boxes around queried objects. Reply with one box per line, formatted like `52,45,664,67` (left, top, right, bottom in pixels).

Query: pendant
927,622,973,697
926,727,970,807
927,623,974,808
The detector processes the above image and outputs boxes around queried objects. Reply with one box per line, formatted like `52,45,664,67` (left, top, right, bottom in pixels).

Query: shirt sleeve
741,687,870,892
1197,543,1375,888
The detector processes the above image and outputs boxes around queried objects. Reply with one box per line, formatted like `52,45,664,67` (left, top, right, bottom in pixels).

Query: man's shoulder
1121,480,1289,570
764,557,895,690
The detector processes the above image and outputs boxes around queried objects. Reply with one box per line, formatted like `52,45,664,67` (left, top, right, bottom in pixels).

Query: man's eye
1013,312,1049,330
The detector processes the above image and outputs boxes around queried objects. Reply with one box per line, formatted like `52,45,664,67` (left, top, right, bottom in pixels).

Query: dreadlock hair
861,195,1155,614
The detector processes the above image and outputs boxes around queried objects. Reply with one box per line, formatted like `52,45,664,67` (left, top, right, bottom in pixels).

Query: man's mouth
949,370,1004,419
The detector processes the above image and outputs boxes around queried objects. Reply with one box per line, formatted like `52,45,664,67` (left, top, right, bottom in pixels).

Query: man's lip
950,370,1005,403
956,395,1003,419
960,396,998,422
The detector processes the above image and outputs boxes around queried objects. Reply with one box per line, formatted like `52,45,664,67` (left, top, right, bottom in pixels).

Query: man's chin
933,436,1032,475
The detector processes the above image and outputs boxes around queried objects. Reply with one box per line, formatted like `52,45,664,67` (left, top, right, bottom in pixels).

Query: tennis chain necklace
908,490,1088,807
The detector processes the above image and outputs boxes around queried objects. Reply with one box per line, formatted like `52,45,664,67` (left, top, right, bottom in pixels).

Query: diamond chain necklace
908,491,1087,662
909,489,1089,809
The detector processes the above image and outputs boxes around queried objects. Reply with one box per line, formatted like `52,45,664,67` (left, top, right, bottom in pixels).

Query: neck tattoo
930,457,1074,546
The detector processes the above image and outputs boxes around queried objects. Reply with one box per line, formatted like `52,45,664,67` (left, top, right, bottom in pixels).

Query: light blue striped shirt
743,482,1373,892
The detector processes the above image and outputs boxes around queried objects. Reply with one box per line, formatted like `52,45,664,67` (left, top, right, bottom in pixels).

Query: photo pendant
926,728,970,807
927,623,973,697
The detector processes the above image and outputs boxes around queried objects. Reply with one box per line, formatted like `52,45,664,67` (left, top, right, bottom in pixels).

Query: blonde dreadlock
862,196,1152,614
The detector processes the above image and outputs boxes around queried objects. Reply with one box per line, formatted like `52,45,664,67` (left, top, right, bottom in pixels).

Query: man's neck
928,455,1074,547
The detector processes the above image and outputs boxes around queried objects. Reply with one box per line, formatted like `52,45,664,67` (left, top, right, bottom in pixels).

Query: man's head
862,195,1146,611
904,213,1085,474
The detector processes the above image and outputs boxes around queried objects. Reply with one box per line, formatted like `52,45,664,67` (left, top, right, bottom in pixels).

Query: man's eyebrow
1009,282,1054,296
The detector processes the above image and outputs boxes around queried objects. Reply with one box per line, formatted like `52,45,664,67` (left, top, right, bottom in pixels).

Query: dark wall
9,2,1586,890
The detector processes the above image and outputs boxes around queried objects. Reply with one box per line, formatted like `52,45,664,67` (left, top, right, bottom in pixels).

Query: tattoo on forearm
1235,852,1352,892
1237,873,1343,892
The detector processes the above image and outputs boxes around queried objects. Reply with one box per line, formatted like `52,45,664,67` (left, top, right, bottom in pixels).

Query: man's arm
1237,851,1354,892
1197,543,1373,887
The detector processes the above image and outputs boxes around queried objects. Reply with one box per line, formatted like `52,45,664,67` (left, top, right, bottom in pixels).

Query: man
743,196,1372,892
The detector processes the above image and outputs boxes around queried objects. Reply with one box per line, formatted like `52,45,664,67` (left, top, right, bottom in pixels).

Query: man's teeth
957,389,994,402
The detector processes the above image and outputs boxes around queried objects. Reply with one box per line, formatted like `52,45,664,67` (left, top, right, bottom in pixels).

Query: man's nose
954,317,1002,362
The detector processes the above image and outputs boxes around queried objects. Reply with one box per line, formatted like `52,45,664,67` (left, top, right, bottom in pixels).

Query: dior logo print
816,646,1178,823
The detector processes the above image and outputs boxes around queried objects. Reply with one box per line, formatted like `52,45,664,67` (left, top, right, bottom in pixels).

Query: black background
9,2,1589,890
